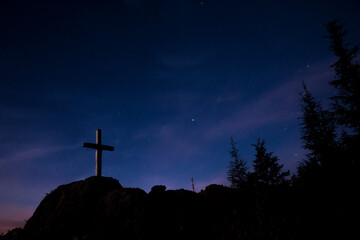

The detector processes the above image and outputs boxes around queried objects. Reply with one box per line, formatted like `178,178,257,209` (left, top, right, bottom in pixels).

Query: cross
83,129,114,177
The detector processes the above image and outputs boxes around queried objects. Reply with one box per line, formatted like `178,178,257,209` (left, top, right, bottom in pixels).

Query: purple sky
1,0,359,233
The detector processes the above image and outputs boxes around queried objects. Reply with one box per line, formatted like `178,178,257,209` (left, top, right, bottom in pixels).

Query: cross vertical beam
96,129,102,177
83,129,114,177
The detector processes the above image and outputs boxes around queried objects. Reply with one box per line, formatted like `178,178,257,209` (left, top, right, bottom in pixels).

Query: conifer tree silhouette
251,138,289,187
227,136,248,189
326,20,360,133
298,82,337,178
326,20,360,172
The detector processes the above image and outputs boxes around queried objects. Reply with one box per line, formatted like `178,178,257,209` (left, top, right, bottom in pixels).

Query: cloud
124,59,334,192
157,124,200,156
206,60,334,139
0,144,78,166
131,123,202,167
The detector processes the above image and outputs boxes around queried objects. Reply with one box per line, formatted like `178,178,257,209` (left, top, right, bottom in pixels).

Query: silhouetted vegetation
295,82,338,187
250,138,289,187
228,137,289,191
227,136,248,189
1,21,359,240
226,20,359,239
326,20,360,186
149,185,167,194
326,20,360,133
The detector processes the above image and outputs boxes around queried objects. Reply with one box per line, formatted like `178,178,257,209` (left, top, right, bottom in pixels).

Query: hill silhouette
1,176,302,240
1,175,358,240
23,176,215,240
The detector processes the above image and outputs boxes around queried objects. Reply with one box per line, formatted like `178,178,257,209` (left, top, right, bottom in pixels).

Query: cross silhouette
83,129,114,177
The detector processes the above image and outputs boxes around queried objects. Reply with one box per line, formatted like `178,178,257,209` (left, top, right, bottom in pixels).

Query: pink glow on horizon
0,205,34,234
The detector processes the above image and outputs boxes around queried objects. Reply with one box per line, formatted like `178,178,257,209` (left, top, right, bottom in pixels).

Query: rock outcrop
21,177,223,240
2,177,304,240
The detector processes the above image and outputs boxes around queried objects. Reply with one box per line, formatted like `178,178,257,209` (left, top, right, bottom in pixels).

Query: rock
8,180,238,240
149,185,166,194
24,176,124,239
18,177,227,240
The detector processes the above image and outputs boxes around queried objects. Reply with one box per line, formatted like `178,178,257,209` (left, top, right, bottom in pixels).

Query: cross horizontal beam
83,142,114,151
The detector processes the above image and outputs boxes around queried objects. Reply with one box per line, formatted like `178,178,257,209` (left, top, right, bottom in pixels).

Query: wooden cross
83,129,114,177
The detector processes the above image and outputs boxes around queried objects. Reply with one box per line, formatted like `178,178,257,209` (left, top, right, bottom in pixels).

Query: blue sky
1,0,359,233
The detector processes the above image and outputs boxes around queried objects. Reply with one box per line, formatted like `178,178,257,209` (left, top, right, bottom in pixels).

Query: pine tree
227,136,248,189
326,20,360,133
297,82,337,185
299,82,337,167
251,138,289,187
326,22,360,238
326,20,360,171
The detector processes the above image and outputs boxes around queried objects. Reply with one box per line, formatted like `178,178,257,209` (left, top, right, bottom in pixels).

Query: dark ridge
1,175,358,240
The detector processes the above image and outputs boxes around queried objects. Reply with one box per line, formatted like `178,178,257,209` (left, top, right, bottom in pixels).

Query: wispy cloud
123,59,334,192
131,123,202,168
0,144,78,166
206,60,334,139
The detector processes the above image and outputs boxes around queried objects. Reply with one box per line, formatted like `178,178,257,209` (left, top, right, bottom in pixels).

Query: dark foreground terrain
1,176,357,240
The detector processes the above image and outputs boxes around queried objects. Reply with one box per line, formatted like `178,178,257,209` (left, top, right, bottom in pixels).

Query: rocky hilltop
3,177,241,240
2,177,310,240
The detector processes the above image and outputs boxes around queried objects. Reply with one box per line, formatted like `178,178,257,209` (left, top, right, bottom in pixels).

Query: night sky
1,0,359,233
